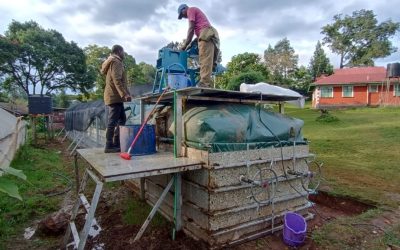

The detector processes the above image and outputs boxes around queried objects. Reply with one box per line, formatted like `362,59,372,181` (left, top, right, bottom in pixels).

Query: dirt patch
308,191,375,215
84,189,208,250
233,191,375,250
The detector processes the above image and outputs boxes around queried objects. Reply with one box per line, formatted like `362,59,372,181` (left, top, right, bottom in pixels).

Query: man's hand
178,43,187,51
124,95,132,102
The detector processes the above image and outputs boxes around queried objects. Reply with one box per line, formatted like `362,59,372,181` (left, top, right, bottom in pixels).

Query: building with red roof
311,66,400,108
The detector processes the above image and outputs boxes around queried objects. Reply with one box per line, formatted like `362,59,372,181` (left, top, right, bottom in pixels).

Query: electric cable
256,102,330,221
44,171,73,197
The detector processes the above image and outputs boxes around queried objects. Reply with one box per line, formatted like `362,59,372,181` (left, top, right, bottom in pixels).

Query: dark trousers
106,103,126,147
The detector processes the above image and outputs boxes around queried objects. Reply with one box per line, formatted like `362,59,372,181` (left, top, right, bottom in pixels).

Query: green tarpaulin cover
178,104,306,152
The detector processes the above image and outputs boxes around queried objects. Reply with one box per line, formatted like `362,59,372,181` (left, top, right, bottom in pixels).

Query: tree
0,20,94,96
124,55,144,85
84,45,110,93
264,38,298,85
138,62,156,84
322,9,400,68
309,41,334,80
53,89,70,108
216,52,268,89
227,71,265,91
292,66,313,95
84,45,155,100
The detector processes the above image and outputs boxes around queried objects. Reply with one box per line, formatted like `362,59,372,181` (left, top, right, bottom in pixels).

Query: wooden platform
76,148,203,182
137,87,300,104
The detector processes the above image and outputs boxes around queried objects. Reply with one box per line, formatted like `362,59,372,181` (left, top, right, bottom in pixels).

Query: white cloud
0,0,399,67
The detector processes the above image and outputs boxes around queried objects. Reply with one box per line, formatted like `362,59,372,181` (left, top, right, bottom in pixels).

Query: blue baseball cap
178,4,188,19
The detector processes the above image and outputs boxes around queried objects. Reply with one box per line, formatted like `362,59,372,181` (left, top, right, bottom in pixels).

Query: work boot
105,128,119,153
196,82,210,88
104,142,120,153
113,136,121,150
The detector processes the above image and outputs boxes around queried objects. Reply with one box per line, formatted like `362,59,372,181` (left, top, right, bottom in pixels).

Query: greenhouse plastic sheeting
0,108,26,169
178,104,306,152
64,100,107,132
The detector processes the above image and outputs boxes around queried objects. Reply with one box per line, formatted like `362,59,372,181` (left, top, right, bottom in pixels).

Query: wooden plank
76,148,203,181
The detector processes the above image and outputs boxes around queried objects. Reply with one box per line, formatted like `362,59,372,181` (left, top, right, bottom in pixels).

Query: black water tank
28,95,52,114
387,63,400,78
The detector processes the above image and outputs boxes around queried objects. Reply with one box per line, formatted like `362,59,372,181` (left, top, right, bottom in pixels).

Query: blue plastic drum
119,125,156,156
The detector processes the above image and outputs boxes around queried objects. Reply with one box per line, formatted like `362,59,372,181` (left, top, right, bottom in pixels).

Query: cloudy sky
1,0,399,68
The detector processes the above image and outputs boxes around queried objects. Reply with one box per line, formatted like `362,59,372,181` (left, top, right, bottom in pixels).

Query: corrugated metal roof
313,66,386,85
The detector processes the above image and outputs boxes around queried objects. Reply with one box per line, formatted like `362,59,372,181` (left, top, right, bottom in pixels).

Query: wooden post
45,115,50,142
32,116,37,143
278,103,285,114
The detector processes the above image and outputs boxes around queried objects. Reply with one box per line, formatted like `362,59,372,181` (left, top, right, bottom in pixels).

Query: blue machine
152,40,224,93
152,40,203,93
152,48,193,93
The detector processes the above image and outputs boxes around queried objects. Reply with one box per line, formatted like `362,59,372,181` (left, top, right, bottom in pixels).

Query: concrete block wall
129,145,312,247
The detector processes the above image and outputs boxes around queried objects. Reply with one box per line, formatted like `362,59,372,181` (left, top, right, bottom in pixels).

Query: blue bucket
119,125,156,156
167,73,189,89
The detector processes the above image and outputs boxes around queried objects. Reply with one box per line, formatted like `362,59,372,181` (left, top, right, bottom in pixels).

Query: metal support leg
95,117,100,145
173,173,182,239
70,134,84,156
175,94,183,157
63,170,90,247
134,177,174,241
140,178,145,200
63,194,82,247
61,131,69,142
78,170,103,250
139,100,145,200
56,127,65,137
74,153,80,194
67,132,78,150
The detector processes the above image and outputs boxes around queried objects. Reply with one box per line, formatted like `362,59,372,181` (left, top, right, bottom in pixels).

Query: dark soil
84,190,208,250
308,191,375,215
233,191,375,250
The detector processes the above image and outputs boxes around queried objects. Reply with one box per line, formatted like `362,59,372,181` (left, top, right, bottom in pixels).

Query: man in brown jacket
101,44,131,153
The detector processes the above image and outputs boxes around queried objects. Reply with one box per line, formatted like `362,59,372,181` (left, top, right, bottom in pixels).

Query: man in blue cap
178,4,220,88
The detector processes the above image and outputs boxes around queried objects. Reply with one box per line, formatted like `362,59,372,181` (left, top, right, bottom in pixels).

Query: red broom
120,88,169,160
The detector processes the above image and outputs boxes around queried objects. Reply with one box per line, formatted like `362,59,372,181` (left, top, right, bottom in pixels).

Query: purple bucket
283,212,307,247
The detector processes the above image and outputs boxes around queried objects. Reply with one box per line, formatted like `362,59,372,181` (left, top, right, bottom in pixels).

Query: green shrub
316,110,340,122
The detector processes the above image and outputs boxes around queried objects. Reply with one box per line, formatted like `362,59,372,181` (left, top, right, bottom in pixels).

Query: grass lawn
1,105,399,249
0,141,74,249
285,105,400,250
0,138,167,249
286,105,400,207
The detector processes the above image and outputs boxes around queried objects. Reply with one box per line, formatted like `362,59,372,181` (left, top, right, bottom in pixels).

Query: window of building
342,85,353,97
369,85,378,93
395,84,400,97
321,86,333,98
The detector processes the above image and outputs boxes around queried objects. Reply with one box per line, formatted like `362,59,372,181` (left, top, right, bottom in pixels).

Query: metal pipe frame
69,134,85,156
65,155,185,249
134,176,174,241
